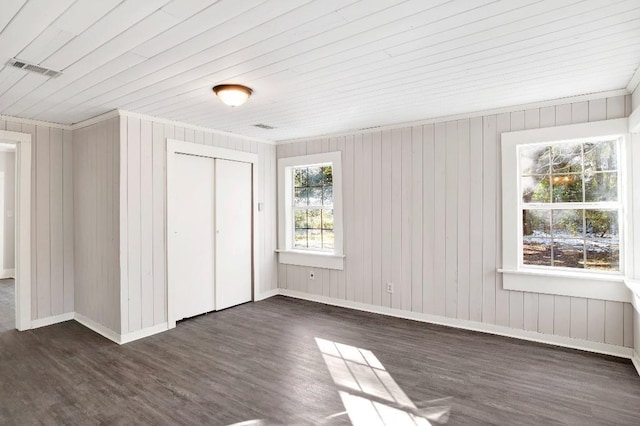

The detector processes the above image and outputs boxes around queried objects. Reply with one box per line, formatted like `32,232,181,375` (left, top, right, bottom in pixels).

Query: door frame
0,130,32,331
166,139,258,329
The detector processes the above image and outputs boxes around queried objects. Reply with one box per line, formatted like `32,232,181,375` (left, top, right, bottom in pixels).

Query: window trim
500,118,631,302
278,152,344,270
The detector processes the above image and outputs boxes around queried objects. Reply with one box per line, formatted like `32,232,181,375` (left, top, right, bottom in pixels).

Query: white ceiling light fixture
212,84,253,107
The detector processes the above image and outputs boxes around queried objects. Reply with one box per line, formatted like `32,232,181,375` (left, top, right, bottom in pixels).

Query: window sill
276,249,345,270
625,278,640,312
498,268,630,303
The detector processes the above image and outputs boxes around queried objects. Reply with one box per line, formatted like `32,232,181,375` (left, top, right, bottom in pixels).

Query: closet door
171,153,216,320
215,159,252,310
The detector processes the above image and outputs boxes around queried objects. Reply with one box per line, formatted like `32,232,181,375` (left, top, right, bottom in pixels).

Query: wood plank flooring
0,295,639,425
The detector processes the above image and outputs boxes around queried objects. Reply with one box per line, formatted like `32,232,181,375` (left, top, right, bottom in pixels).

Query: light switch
257,202,264,212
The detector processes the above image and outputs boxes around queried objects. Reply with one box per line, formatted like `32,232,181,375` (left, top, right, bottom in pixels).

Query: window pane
294,188,308,206
584,172,617,202
320,166,333,185
551,142,582,173
308,167,323,186
585,209,618,239
308,209,321,228
584,140,616,171
520,145,551,175
308,229,322,249
294,229,307,248
322,209,334,230
322,186,333,206
586,241,619,271
522,175,550,203
552,209,583,238
523,209,550,237
523,210,551,266
552,174,582,202
308,187,322,206
553,239,585,269
323,230,335,250
294,210,307,229
294,167,308,187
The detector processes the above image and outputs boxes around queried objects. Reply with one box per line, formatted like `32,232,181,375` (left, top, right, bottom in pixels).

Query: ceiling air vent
253,123,276,130
7,58,62,78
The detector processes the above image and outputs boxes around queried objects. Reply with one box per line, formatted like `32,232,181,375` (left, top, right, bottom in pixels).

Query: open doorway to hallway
0,144,15,332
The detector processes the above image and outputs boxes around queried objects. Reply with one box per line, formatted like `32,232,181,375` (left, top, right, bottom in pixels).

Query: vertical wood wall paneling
63,128,74,313
380,131,392,308
362,133,373,305
274,94,634,347
371,133,382,306
119,115,129,333
140,120,153,328
422,124,435,315
410,125,423,313
152,122,166,323
456,119,470,320
401,127,412,312
36,125,51,318
49,127,64,315
391,129,402,310
433,123,446,317
127,116,142,333
468,117,483,322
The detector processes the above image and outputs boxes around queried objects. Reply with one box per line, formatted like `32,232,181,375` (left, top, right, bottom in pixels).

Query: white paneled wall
0,118,73,321
119,115,277,335
73,118,120,332
277,94,634,348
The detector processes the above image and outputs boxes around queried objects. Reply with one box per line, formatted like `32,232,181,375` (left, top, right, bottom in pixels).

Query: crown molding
277,88,631,145
627,64,640,94
0,114,71,130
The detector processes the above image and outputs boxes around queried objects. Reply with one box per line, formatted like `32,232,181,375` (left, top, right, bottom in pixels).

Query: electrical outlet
386,282,393,293
309,271,315,280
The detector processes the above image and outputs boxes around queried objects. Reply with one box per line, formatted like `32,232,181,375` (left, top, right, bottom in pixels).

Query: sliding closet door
171,153,215,320
215,159,252,310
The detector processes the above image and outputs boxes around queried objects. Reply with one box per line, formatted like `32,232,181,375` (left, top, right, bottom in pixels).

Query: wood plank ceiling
0,0,639,141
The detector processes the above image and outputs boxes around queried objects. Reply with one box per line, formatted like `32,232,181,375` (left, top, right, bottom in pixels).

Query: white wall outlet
309,271,315,280
386,282,393,293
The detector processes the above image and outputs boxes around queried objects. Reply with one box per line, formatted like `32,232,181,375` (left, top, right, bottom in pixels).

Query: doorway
166,140,257,328
0,143,16,332
0,129,32,332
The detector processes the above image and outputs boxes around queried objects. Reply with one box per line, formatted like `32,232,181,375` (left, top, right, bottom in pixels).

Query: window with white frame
278,151,344,270
500,118,630,302
520,139,621,272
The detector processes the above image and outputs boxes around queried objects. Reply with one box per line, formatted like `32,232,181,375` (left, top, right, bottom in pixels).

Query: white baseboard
74,313,121,344
0,268,15,279
278,289,635,361
30,312,74,329
255,288,281,301
631,351,640,376
120,322,168,344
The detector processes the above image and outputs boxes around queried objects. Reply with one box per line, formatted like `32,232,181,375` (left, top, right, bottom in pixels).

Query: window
293,165,334,251
519,139,620,272
278,152,344,270
500,118,630,303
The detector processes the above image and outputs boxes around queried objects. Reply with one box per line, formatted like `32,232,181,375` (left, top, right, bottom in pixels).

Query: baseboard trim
30,312,74,329
74,313,121,344
631,351,640,375
255,288,281,301
278,289,634,361
0,268,15,279
120,323,169,344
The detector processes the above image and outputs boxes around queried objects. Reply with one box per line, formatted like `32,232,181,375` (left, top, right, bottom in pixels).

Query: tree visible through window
520,139,620,271
293,165,334,250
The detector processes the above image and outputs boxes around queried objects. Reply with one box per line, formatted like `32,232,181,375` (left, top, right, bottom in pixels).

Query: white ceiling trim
277,88,631,145
627,63,640,93
0,114,72,130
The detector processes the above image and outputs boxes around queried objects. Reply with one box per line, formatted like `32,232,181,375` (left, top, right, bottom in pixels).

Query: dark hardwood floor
0,295,639,425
